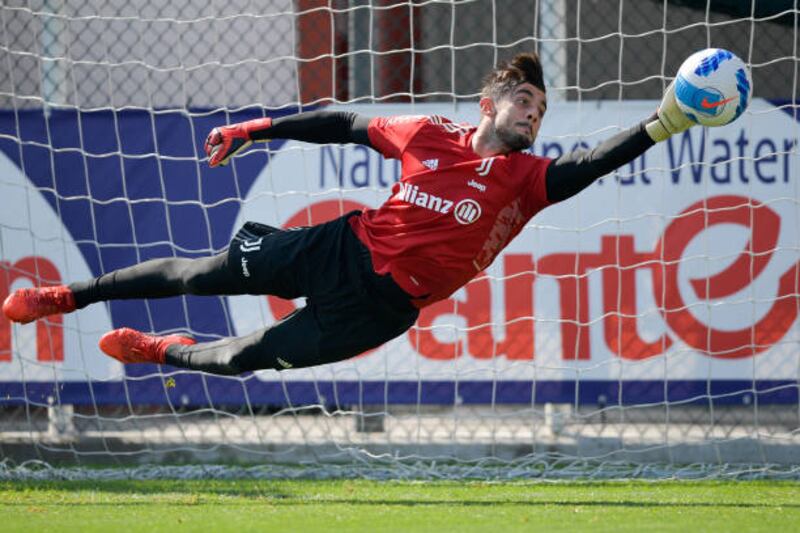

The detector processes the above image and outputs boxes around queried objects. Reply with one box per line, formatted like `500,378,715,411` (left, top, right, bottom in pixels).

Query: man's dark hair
481,52,545,99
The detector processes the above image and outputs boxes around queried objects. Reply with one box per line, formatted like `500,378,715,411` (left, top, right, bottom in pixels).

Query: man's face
486,83,547,152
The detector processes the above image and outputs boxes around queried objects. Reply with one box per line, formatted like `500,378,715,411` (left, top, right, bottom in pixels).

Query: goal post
0,0,799,479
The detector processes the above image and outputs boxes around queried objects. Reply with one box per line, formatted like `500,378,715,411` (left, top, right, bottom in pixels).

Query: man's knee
226,347,310,373
183,271,212,295
226,350,259,373
182,254,230,295
222,330,287,373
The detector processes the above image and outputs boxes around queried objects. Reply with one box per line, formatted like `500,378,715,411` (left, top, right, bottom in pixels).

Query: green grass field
2,479,799,532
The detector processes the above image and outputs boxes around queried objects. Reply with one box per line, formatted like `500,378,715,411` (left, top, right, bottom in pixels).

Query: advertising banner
1,101,798,406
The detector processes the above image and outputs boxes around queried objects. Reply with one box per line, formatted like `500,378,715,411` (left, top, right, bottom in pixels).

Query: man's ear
479,97,495,118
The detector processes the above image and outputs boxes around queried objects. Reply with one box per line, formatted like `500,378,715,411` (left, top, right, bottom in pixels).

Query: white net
1,0,799,480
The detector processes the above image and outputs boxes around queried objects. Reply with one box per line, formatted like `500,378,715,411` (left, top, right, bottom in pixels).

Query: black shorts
224,212,419,368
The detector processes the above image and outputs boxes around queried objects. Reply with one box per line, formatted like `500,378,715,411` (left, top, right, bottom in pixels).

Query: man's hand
204,125,251,167
204,117,272,167
645,81,694,143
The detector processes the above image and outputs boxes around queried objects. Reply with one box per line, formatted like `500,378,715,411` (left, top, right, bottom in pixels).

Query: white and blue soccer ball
674,48,752,127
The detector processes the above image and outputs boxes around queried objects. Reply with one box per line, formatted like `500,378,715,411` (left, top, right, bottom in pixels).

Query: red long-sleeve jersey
348,115,553,308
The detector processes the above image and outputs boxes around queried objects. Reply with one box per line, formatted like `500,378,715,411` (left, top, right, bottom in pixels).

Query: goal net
1,0,799,480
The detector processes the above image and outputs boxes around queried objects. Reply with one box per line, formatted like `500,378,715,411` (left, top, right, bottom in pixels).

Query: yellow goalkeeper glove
645,81,694,143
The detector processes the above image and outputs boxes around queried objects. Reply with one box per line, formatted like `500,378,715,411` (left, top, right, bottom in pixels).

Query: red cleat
2,285,77,324
99,327,196,365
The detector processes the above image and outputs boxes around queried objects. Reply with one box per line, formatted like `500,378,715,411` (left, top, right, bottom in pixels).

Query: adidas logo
422,159,439,171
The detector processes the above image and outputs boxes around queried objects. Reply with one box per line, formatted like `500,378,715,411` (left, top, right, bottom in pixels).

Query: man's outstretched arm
205,111,373,167
545,82,693,203
544,118,654,203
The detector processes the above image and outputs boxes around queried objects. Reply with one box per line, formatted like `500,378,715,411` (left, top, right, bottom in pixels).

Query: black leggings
71,254,243,304
70,253,272,374
71,216,418,375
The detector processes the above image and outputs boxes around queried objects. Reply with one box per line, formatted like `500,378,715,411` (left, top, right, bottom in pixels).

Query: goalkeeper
2,52,692,375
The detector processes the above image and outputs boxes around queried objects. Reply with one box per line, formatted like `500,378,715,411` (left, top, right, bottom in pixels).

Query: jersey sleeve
367,115,429,159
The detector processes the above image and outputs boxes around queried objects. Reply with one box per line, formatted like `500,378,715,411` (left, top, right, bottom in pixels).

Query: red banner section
5,196,796,369
411,194,798,362
0,256,64,363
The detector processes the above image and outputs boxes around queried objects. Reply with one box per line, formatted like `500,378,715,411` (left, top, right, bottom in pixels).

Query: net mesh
0,0,799,480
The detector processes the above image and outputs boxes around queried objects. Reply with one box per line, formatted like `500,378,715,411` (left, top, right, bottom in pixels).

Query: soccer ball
674,48,752,127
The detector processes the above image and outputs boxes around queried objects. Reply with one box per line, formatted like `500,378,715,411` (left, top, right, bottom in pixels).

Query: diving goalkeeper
2,53,692,375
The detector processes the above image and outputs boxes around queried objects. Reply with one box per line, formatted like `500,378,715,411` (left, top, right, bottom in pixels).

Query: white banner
0,152,121,382
227,100,799,383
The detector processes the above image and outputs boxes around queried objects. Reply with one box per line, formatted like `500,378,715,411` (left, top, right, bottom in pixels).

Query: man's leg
164,307,323,374
95,214,420,374
101,298,419,375
70,253,245,307
3,253,245,323
4,215,352,324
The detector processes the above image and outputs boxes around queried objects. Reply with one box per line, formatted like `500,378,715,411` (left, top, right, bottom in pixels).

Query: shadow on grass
2,500,800,509
2,480,799,509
